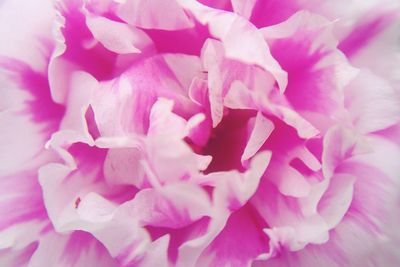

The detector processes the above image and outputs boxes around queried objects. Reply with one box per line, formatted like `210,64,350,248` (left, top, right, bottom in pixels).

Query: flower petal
86,15,152,54
28,231,118,267
116,0,193,30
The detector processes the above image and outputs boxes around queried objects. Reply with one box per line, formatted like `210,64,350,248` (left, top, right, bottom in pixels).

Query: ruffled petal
91,54,202,136
179,0,287,91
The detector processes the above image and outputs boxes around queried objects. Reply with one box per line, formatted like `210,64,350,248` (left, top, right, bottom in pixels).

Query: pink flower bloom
1,0,400,266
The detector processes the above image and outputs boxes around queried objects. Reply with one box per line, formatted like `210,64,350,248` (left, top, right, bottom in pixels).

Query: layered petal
262,11,358,132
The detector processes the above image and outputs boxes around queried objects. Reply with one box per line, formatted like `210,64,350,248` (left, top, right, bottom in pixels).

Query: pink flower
1,0,399,266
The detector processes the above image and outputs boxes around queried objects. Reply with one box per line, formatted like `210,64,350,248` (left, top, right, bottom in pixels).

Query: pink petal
262,11,357,132
322,126,371,179
261,119,319,198
125,183,211,228
0,171,48,250
91,54,202,136
317,174,356,229
60,71,99,141
143,136,210,185
209,151,271,209
242,113,274,162
344,70,400,134
116,0,193,30
201,39,275,126
231,0,257,19
29,231,118,267
86,15,153,54
103,148,146,188
252,179,330,250
75,193,151,266
248,0,301,27
197,204,269,267
0,0,55,71
147,98,188,138
137,235,170,267
0,243,37,267
180,0,287,91
338,8,399,58
49,0,123,104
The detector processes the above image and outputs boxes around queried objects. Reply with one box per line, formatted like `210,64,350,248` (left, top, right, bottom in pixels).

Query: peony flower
1,0,400,266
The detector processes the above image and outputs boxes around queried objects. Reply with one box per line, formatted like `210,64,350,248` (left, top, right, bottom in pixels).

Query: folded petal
242,113,274,162
91,54,202,136
180,0,287,91
201,39,275,126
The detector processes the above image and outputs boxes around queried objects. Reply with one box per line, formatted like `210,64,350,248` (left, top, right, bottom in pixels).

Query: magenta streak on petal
338,13,396,58
59,2,119,80
0,196,46,230
0,173,48,230
144,21,210,55
16,242,39,266
40,223,54,235
289,158,315,177
67,142,107,176
262,117,301,153
201,109,257,173
338,161,393,234
0,242,39,267
259,118,316,196
105,184,140,205
60,231,113,266
198,0,233,11
121,54,202,123
305,137,323,163
146,216,210,263
66,142,138,203
375,124,400,146
200,204,269,267
155,201,192,229
0,58,65,131
68,142,107,164
250,0,300,28
270,34,335,113
60,231,95,264
115,240,142,266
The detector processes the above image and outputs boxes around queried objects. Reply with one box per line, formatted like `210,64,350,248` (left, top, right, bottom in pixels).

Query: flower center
197,109,257,174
